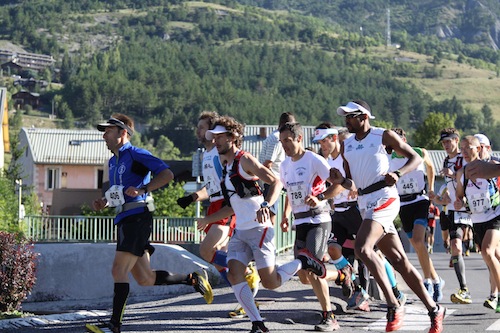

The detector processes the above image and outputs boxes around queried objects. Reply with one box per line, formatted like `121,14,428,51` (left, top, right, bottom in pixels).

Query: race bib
469,192,491,214
400,177,419,194
454,211,472,225
289,183,307,206
205,175,222,196
105,185,125,207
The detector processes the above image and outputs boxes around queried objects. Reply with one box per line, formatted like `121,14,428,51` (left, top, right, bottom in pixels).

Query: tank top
224,152,271,230
389,147,428,206
202,147,223,202
444,153,466,212
463,173,500,223
327,153,356,208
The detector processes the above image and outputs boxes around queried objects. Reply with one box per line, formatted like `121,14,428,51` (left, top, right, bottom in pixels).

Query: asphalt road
1,252,498,333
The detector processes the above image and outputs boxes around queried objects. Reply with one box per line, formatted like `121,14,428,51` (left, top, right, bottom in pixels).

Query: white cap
474,133,491,147
312,128,338,143
337,101,375,119
205,125,231,140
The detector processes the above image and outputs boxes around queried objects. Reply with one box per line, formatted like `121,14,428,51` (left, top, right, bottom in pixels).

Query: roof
21,127,110,165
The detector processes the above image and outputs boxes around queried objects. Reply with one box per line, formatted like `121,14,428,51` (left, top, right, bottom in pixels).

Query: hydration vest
221,150,262,206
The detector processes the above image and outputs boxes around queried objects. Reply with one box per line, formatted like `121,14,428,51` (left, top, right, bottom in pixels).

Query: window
46,168,60,190
97,169,104,189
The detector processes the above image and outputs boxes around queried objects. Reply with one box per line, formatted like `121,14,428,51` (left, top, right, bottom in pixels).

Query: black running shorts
116,210,153,257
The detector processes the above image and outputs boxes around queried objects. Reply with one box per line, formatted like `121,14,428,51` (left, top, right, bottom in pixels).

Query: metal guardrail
23,194,296,254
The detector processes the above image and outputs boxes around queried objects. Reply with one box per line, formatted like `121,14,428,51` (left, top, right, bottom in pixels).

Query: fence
24,195,296,254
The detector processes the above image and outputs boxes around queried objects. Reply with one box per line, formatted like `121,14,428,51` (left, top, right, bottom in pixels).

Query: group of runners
89,99,500,333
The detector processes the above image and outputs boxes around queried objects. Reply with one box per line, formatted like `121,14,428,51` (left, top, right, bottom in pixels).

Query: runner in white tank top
332,100,445,333
454,135,500,310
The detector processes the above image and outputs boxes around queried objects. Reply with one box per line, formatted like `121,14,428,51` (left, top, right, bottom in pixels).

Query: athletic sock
452,255,467,289
276,259,302,286
383,258,398,288
111,283,129,326
232,282,261,322
332,256,350,270
154,270,190,285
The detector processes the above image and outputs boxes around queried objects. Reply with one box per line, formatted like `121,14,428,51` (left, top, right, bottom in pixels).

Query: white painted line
486,318,500,331
365,305,456,331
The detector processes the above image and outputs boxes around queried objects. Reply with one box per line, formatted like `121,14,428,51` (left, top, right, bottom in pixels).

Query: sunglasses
345,113,364,119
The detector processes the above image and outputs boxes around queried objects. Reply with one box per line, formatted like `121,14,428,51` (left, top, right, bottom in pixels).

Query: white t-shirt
280,150,331,225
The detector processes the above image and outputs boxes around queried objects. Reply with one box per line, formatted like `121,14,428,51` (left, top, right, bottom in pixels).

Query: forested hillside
1,0,500,155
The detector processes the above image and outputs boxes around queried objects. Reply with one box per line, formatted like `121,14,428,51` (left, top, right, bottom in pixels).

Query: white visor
337,101,375,119
205,125,230,140
312,128,338,143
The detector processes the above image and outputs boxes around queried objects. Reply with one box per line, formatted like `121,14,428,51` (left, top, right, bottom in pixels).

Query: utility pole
386,8,391,48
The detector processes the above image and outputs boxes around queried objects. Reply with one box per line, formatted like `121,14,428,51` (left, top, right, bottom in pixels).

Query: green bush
0,232,38,313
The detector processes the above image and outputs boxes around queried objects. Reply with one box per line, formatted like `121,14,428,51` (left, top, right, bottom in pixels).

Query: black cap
97,117,134,136
438,132,458,143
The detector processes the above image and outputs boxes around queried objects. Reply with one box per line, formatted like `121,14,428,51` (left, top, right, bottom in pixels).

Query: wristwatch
394,170,402,178
317,193,325,201
261,201,269,209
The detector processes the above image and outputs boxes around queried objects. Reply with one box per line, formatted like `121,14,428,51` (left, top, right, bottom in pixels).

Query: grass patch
0,310,34,320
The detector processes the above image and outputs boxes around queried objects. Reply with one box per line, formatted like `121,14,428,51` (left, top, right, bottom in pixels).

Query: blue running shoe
424,281,434,299
433,277,445,302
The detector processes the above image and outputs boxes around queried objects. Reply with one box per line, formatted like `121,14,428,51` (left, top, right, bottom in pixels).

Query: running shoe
298,248,327,278
347,288,370,310
228,302,260,318
386,306,405,332
336,265,355,298
314,311,340,332
450,288,472,304
192,270,213,304
87,321,121,333
433,278,445,302
424,281,434,299
245,261,260,294
428,305,446,333
250,321,269,333
484,295,498,310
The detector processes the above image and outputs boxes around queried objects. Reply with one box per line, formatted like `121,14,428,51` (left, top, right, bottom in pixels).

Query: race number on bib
205,175,222,196
400,177,418,194
469,192,491,214
454,211,472,226
289,183,307,206
105,185,125,207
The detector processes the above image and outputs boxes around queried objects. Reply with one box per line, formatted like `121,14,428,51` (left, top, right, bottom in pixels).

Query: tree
413,112,456,150
153,181,196,217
